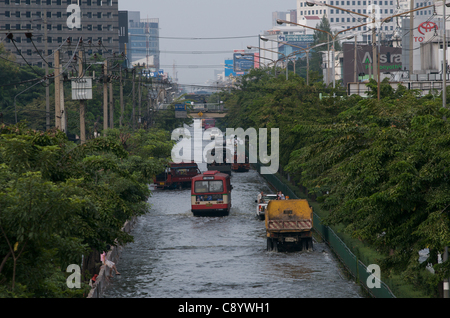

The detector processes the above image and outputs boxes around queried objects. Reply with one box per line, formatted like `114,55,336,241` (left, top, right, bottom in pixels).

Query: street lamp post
300,0,435,99
277,19,370,89
247,45,288,80
260,35,332,85
260,36,308,82
238,53,274,68
279,1,434,98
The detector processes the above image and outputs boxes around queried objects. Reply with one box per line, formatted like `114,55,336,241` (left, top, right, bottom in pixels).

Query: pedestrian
101,250,120,278
257,191,264,203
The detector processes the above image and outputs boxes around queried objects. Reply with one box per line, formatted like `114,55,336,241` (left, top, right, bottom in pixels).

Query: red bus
154,162,201,189
191,170,232,216
203,118,215,129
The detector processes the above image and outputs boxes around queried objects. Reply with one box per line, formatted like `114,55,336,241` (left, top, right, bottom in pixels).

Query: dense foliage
0,124,174,297
223,67,450,295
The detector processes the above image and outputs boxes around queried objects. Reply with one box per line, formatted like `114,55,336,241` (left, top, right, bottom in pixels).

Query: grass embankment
274,172,435,298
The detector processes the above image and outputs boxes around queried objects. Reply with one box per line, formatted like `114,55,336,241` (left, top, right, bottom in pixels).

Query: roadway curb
86,216,137,298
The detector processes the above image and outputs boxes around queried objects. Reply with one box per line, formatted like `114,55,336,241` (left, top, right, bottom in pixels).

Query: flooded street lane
103,123,362,298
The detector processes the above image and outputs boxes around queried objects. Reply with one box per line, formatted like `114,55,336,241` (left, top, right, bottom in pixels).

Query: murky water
102,122,362,298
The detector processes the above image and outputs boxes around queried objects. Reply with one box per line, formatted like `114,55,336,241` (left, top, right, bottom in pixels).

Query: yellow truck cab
265,199,313,252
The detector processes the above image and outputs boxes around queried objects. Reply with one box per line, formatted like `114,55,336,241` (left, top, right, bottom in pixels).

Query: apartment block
0,0,120,67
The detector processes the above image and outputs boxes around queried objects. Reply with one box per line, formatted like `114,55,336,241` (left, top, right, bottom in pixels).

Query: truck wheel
302,239,307,251
267,238,272,251
308,237,313,251
273,240,278,252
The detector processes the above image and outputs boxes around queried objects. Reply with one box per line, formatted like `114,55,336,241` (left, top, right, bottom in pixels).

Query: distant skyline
118,0,296,88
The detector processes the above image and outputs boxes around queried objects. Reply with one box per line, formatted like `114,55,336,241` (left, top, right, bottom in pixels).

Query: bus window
195,181,209,193
194,180,223,193
209,180,223,192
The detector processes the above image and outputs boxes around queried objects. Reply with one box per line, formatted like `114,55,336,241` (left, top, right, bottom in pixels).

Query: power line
129,34,259,40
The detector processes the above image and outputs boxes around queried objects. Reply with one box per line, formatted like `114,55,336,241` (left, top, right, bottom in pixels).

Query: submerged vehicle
265,199,313,252
255,194,278,220
153,162,201,189
231,153,250,172
206,137,233,176
191,170,232,217
203,118,216,129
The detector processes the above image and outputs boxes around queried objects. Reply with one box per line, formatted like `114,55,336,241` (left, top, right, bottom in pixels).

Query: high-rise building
296,0,412,43
272,10,297,27
127,11,159,70
0,0,120,67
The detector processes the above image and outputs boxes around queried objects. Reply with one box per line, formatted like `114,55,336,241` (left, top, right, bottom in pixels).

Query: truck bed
265,199,313,233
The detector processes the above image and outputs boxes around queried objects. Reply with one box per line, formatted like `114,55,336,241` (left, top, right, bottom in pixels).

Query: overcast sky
118,0,296,88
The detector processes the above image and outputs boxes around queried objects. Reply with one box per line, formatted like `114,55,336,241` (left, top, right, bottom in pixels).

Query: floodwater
102,121,362,298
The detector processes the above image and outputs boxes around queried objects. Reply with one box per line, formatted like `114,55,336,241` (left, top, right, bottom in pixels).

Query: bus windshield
194,180,224,193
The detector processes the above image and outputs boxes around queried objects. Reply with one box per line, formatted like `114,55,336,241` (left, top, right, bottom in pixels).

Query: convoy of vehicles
191,170,232,217
202,118,216,129
152,126,314,252
153,162,201,189
265,199,314,252
255,194,278,220
206,136,233,176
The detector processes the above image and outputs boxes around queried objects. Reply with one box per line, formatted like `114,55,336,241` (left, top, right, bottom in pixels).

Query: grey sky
118,0,296,88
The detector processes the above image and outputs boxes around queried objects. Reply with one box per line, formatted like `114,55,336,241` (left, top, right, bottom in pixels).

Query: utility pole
54,50,61,130
354,36,358,82
103,60,108,136
119,65,124,127
132,68,136,130
372,13,377,82
138,69,142,128
79,50,86,144
409,0,414,77
44,11,50,130
109,65,114,129
59,61,65,132
443,1,447,109
327,35,330,85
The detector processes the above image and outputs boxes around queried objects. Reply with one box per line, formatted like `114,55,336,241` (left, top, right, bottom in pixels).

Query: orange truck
265,199,314,252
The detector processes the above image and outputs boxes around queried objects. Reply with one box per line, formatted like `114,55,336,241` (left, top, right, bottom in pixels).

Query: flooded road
103,122,362,298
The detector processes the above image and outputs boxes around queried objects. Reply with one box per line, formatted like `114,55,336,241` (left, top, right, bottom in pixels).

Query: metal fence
251,161,396,298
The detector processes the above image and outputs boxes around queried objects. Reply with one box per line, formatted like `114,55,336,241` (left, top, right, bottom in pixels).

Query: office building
127,11,159,70
0,0,120,67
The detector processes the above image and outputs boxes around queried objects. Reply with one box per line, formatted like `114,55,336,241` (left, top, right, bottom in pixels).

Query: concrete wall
87,216,137,298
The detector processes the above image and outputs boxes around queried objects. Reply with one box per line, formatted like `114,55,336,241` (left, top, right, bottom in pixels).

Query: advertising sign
175,104,187,118
342,43,402,85
118,11,129,43
284,34,314,43
233,52,254,73
225,59,236,77
415,21,438,43
71,78,92,100
175,104,186,111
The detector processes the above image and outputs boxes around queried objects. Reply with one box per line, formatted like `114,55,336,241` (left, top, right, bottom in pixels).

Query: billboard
233,50,254,73
118,11,129,44
225,59,236,77
342,43,402,85
175,104,187,118
284,34,314,43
